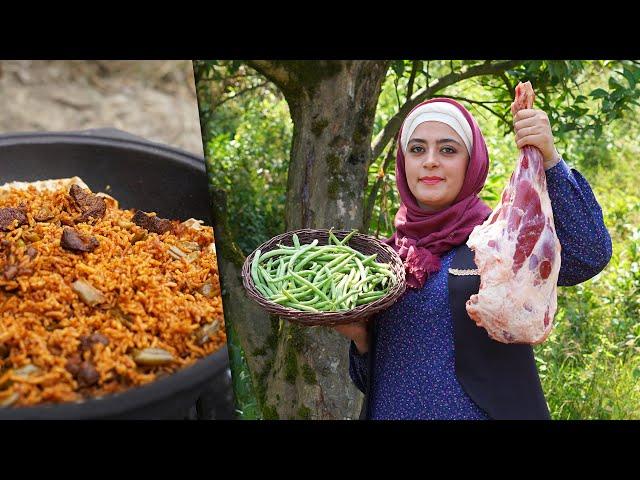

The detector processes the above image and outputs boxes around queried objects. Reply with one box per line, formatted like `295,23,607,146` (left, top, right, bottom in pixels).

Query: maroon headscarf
385,98,492,289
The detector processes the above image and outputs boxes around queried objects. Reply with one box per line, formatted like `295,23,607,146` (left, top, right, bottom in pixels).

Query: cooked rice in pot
0,181,226,407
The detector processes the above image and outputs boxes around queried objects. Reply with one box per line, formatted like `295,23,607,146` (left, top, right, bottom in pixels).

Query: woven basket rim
241,228,407,326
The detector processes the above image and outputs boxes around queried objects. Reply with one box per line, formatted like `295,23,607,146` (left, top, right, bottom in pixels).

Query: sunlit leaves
199,60,640,418
199,62,292,255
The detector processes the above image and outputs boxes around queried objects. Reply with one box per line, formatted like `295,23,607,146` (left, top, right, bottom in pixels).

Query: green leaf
226,321,262,420
392,60,405,78
622,68,636,89
594,123,603,140
590,88,609,99
609,77,625,91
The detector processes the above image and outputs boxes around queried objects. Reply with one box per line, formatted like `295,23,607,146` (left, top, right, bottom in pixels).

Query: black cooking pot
0,128,234,419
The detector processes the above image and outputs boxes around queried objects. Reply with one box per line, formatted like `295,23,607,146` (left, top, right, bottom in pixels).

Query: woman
335,98,612,420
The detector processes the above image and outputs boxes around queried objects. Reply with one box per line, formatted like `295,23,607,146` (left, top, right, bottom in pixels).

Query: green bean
321,275,332,295
324,252,352,268
354,256,367,281
335,270,351,302
270,287,310,303
338,229,357,245
359,290,386,299
250,230,398,313
356,292,385,305
334,277,370,305
276,244,298,251
313,300,334,310
278,269,315,281
361,253,379,266
310,253,352,283
254,282,271,299
276,261,287,290
287,240,319,273
327,254,356,275
269,295,290,304
375,267,395,279
288,271,331,303
328,229,341,246
322,265,337,300
331,245,367,260
294,249,328,272
259,248,296,262
280,289,294,302
258,267,277,295
282,302,319,313
298,294,321,306
350,267,361,288
251,249,262,284
312,254,341,262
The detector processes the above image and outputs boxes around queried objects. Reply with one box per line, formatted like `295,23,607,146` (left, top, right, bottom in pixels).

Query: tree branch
500,72,516,102
406,60,420,100
246,60,295,93
445,95,513,131
213,81,270,108
424,60,430,87
369,60,522,165
363,136,397,232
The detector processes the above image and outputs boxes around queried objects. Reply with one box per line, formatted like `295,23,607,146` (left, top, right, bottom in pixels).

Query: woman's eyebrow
408,138,463,146
437,138,462,146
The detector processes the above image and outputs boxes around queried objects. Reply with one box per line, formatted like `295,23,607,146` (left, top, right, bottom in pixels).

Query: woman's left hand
513,109,561,170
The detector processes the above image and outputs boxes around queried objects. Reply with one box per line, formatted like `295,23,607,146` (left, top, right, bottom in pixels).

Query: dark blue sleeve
348,340,368,394
545,158,613,286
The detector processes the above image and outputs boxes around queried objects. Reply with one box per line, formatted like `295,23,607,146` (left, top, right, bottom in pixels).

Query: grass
534,123,640,419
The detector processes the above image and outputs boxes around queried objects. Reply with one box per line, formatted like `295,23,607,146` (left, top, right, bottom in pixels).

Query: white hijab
401,101,474,154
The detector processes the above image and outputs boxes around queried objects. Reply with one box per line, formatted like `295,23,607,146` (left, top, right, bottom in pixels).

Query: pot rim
0,131,229,419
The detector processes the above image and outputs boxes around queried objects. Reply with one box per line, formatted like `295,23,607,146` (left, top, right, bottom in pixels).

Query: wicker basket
241,229,407,326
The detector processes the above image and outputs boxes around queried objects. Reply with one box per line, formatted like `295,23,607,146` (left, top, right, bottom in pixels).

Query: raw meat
466,81,561,344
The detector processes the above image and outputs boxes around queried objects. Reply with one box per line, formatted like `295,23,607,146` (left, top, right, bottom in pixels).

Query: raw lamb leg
466,81,561,344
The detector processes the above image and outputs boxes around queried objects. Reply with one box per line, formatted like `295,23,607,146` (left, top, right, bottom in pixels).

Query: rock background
0,60,203,156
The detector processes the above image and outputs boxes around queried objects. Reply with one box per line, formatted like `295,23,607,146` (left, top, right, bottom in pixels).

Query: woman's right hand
333,318,370,354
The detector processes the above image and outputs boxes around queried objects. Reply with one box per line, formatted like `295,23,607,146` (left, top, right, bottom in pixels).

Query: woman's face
404,121,470,212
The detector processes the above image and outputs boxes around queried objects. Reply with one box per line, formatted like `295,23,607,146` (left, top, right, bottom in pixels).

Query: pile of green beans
250,230,396,313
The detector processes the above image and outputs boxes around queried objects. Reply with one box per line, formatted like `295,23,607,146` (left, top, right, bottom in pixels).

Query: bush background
197,60,640,419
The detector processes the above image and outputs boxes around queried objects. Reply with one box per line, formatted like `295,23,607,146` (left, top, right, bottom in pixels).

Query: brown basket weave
241,229,407,326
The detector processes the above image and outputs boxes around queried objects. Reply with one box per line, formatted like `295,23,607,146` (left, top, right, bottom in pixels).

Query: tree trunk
207,189,273,412
241,60,389,419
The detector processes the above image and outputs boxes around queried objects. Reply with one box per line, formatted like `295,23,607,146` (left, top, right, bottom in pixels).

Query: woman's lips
419,177,443,185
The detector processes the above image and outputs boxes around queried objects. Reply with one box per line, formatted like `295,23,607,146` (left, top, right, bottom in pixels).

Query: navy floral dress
349,158,612,420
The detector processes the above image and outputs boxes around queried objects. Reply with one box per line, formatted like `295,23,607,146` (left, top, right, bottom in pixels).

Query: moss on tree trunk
242,60,389,419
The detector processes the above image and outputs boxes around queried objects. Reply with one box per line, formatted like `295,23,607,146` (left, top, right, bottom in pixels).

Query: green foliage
225,321,262,419
534,116,640,418
198,59,640,420
367,60,640,238
196,60,292,255
367,61,640,419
